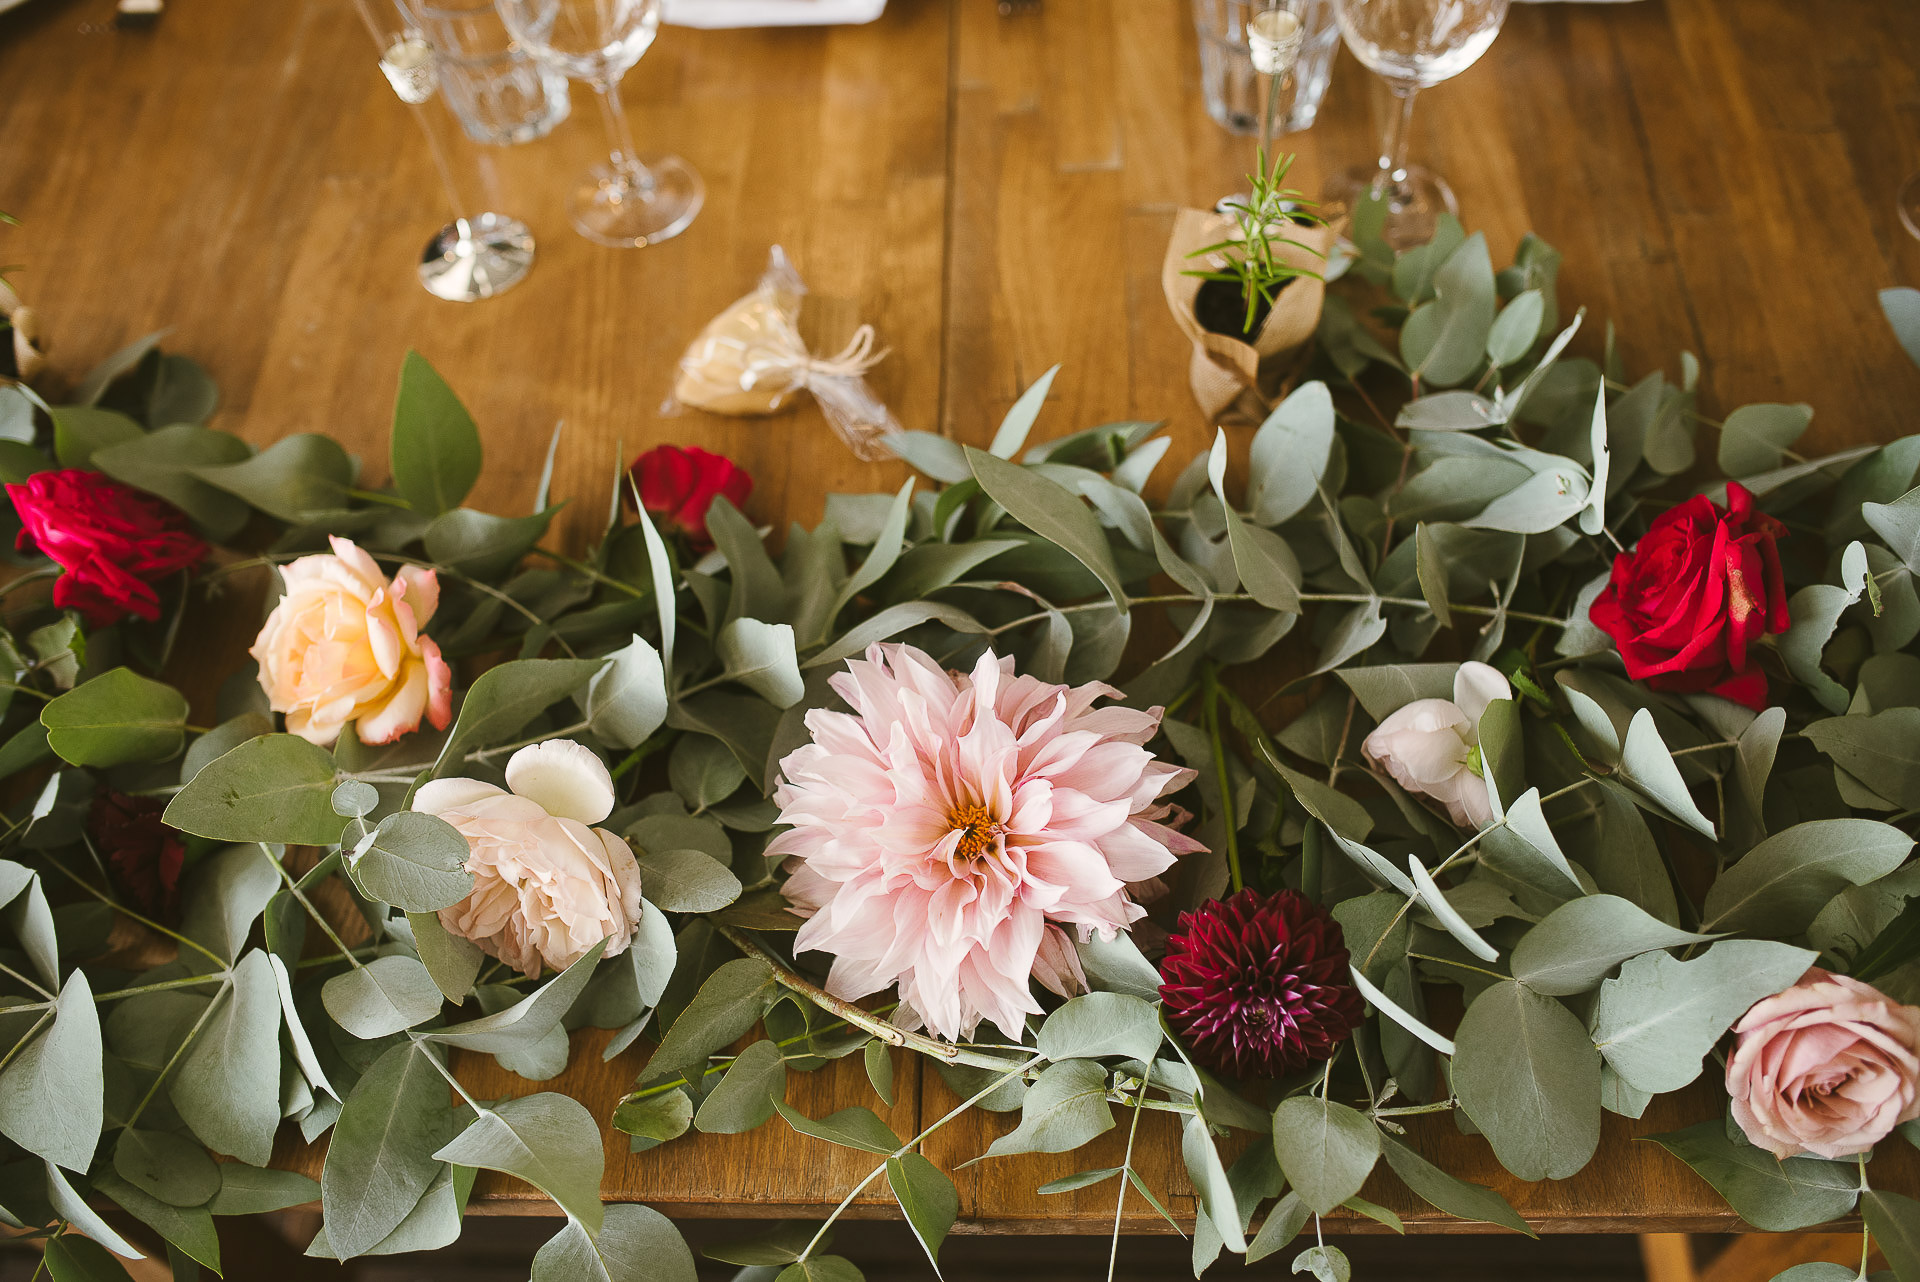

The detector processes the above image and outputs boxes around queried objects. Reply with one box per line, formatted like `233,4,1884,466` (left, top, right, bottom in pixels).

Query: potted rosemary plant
1161,150,1333,420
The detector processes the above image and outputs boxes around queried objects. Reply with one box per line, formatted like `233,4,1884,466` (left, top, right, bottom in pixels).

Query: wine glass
1324,0,1509,249
353,0,536,301
495,0,702,248
1901,172,1920,240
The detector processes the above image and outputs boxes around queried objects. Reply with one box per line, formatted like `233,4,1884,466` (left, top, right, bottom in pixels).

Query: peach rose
417,740,645,979
1726,967,1920,1159
1361,661,1510,829
251,536,453,746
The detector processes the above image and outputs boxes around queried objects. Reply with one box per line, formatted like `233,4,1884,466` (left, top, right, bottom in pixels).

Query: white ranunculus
416,739,644,978
1360,662,1511,829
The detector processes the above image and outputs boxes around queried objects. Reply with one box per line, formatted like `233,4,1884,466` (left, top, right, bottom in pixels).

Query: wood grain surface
2,0,1918,1237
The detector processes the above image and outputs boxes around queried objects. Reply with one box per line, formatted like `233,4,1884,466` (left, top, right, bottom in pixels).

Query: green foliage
1181,151,1327,335
41,668,186,766
390,350,482,515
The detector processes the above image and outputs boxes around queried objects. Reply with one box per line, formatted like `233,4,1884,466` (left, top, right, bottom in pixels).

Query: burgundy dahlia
87,791,186,924
1159,888,1365,1079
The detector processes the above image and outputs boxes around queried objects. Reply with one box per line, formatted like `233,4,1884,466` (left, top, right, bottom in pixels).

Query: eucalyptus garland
0,206,1916,1282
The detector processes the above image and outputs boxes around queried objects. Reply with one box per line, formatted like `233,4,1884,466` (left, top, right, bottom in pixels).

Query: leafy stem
261,843,365,971
1201,665,1243,894
1108,1059,1154,1282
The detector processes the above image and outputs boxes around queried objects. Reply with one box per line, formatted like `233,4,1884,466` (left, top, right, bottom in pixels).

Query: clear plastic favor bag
668,246,900,460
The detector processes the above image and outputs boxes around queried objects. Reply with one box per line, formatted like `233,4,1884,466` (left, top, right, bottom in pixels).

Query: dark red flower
629,445,752,549
7,469,207,626
1159,888,1365,1079
1589,481,1789,710
87,791,186,924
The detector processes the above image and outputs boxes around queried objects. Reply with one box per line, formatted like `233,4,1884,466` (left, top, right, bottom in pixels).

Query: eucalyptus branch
798,1051,1046,1265
715,924,1034,1073
410,1036,484,1111
1109,1059,1154,1282
0,1008,52,1076
0,960,51,1001
625,1002,903,1103
41,847,229,971
125,977,229,1130
260,844,365,971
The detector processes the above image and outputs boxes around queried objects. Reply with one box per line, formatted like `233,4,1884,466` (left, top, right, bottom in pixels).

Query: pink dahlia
1160,888,1365,1079
768,643,1204,1041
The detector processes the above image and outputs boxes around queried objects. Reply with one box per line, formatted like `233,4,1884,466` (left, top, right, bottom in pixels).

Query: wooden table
3,0,1919,1242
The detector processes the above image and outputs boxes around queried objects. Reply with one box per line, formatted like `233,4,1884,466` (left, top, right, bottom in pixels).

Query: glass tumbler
407,0,570,146
1193,0,1340,137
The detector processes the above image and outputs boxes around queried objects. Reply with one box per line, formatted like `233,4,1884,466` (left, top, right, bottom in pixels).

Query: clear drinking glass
353,0,535,301
1325,0,1510,249
1193,0,1341,138
495,0,703,248
408,0,571,146
1901,173,1920,240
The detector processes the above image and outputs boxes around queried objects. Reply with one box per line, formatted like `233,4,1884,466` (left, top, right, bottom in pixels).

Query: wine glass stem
593,78,656,193
1370,86,1419,197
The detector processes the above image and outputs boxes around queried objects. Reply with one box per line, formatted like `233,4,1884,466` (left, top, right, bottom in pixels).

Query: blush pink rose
1726,967,1920,1159
1360,661,1510,829
418,740,646,980
251,536,453,746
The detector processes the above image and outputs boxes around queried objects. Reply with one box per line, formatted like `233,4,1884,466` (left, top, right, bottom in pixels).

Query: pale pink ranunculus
251,536,453,746
418,740,645,980
1726,966,1920,1159
768,643,1205,1041
1360,661,1511,829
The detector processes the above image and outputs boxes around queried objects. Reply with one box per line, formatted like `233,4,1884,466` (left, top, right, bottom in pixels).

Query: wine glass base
418,212,535,303
1324,163,1460,251
568,155,704,248
1900,172,1920,241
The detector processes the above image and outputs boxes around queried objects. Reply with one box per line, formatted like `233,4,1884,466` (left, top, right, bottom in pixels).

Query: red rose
1589,481,1789,710
7,470,208,626
630,445,752,549
88,791,186,924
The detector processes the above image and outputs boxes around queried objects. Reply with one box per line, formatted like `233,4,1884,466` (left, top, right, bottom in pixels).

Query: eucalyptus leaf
1510,896,1716,996
772,1100,901,1155
634,847,741,914
1248,382,1334,525
1645,1120,1857,1232
347,811,474,913
1036,993,1162,1064
1380,1137,1531,1235
643,958,778,1086
888,1152,959,1272
170,951,281,1166
718,618,806,708
432,657,606,778
193,433,353,521
42,668,187,767
165,734,341,845
589,635,669,749
529,1204,698,1282
983,1060,1113,1158
424,941,605,1053
434,1092,605,1233
1269,1097,1379,1215
1589,940,1817,1093
967,448,1128,614
390,350,481,515
1701,818,1914,934
694,1040,787,1135
0,970,102,1172
322,954,445,1039
1616,709,1716,837
1450,980,1600,1181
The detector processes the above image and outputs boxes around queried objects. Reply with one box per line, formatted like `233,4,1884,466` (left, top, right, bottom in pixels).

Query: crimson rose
1589,481,1788,710
629,445,752,550
88,791,186,924
7,469,207,626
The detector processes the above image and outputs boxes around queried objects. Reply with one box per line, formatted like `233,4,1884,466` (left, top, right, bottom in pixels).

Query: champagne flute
495,0,702,248
353,0,535,301
1324,0,1509,249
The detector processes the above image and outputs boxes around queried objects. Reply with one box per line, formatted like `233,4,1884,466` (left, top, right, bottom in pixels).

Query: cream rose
418,740,645,979
1726,967,1920,1159
1360,661,1510,829
251,535,452,746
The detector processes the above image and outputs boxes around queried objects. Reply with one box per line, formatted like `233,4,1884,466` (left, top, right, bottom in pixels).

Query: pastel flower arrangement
2,235,1919,1282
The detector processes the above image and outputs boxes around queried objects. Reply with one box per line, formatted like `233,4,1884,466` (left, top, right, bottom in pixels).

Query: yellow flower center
950,804,1001,860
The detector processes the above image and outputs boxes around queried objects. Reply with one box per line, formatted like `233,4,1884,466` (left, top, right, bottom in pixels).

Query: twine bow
791,323,888,388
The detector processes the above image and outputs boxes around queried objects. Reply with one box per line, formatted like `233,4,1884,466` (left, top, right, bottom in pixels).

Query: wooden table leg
1640,1233,1700,1282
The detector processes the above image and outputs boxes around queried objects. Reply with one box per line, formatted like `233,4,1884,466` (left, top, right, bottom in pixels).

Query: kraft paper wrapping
1162,208,1332,422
